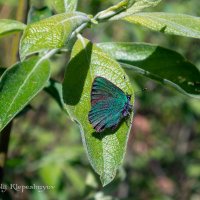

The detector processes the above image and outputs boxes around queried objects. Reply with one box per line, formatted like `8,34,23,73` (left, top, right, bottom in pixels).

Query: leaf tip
100,171,116,187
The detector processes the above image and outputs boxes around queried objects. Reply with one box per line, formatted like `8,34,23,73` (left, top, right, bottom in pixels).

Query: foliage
0,0,200,199
62,37,133,186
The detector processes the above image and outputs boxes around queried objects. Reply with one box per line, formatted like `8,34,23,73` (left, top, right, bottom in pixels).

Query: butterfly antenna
135,88,148,96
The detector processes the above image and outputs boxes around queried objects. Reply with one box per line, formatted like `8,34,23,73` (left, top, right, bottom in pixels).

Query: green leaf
0,57,50,131
49,0,78,13
49,0,65,13
20,12,90,60
96,0,161,21
95,0,130,21
64,0,78,12
97,42,200,98
129,0,161,10
0,67,33,118
0,68,33,118
27,6,52,24
0,19,26,38
124,12,200,39
62,37,134,186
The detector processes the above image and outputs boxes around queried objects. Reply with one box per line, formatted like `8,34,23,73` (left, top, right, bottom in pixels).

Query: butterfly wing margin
88,99,124,132
91,77,127,106
89,76,129,132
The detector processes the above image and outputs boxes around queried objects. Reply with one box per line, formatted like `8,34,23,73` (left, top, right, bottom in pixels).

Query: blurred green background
0,0,200,199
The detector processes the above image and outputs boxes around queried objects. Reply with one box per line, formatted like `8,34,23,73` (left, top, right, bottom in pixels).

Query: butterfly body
88,77,133,132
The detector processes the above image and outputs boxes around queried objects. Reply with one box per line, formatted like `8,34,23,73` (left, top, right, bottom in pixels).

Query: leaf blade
124,12,200,39
0,19,26,38
27,6,52,24
51,0,78,13
97,42,200,98
0,57,50,131
111,0,162,20
64,0,78,12
62,38,134,186
20,12,90,60
96,0,161,21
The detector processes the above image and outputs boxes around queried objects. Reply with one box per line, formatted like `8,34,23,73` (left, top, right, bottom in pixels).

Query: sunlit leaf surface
62,38,134,186
0,57,50,131
0,19,26,37
20,12,90,60
98,42,200,98
124,12,200,39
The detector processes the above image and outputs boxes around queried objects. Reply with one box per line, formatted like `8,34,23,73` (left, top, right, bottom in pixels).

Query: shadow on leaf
62,42,92,105
91,118,127,140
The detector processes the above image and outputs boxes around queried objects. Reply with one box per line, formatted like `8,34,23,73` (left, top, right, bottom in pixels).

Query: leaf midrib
3,58,46,125
56,15,87,25
126,13,200,36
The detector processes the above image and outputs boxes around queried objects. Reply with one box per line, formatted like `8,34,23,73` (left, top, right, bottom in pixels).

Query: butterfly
88,76,133,132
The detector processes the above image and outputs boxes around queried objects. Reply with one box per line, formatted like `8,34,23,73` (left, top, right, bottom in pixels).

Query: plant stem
11,0,28,65
0,0,28,183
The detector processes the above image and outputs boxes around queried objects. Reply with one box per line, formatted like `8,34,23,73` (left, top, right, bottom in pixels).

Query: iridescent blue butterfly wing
89,99,124,132
88,77,129,132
